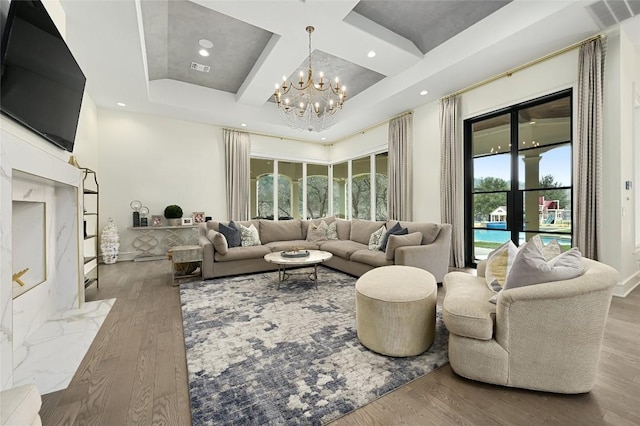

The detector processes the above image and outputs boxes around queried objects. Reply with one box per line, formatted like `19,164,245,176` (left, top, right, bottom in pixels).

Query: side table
168,245,203,286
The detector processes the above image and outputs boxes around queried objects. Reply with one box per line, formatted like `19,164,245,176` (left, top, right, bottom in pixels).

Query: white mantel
1,129,84,390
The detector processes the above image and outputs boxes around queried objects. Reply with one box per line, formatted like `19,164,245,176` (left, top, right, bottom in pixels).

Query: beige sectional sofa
198,217,452,282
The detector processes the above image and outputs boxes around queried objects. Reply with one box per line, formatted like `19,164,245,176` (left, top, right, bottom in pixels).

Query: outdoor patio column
522,155,541,239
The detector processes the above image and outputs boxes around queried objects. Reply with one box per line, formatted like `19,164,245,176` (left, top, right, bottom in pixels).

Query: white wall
97,109,227,259
412,102,442,223
252,133,331,164
330,123,388,163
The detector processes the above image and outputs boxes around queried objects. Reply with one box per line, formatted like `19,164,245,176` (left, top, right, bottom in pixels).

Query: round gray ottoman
356,265,437,357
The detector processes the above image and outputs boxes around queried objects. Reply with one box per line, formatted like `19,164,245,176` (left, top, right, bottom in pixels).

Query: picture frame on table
152,215,162,226
192,212,205,223
182,217,194,226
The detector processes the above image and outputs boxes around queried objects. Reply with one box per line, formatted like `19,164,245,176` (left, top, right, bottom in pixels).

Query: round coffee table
264,249,333,290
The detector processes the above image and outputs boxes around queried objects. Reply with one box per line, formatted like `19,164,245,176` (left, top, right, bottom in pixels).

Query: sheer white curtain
387,113,413,221
439,95,465,267
575,37,605,260
223,129,251,221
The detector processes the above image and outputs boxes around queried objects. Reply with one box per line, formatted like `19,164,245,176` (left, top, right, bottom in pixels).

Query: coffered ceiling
58,0,640,144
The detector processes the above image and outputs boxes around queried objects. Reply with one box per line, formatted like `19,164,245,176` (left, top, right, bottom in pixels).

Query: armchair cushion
485,241,518,293
505,244,584,290
443,272,496,340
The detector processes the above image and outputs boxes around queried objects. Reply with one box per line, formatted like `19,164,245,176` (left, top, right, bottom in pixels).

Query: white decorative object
100,218,120,264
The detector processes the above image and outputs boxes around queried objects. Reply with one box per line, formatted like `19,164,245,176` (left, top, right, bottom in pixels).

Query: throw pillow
485,241,519,293
379,222,408,252
529,235,562,260
219,221,241,248
306,221,329,242
239,223,261,247
385,232,422,261
206,229,228,255
504,244,584,290
368,225,387,250
326,220,338,240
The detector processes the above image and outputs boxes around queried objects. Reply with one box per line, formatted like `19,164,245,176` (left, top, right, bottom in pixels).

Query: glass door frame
463,89,573,267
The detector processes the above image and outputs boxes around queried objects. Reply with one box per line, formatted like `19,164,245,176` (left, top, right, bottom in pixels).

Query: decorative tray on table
281,250,310,258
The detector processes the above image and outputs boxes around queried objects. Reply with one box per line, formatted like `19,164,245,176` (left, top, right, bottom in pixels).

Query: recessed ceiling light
367,51,376,58
321,137,326,140
116,102,126,107
420,90,429,96
198,48,210,57
241,123,247,127
198,38,213,49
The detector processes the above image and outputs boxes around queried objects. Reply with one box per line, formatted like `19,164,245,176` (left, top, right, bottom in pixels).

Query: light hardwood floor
41,260,639,425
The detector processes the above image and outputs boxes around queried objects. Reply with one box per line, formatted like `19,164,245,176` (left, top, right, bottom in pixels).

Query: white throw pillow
326,220,338,240
504,244,584,290
529,235,562,260
368,225,386,250
239,223,261,247
485,241,519,293
306,221,329,242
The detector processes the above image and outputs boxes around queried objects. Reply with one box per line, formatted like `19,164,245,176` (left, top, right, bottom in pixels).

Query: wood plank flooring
40,261,640,425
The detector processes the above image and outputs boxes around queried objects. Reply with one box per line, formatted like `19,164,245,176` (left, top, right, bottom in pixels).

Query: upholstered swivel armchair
442,258,618,394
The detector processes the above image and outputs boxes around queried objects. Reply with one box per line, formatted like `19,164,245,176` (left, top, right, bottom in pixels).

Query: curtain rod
444,34,603,99
333,110,413,144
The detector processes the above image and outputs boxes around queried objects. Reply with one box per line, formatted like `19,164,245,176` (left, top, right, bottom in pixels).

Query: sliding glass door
465,90,573,264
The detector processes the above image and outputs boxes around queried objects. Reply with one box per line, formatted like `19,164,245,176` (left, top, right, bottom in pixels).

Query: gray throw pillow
239,223,261,247
504,243,584,290
219,221,241,248
379,222,408,252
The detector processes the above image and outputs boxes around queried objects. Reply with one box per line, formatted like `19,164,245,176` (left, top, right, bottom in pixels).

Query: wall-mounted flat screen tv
1,0,86,152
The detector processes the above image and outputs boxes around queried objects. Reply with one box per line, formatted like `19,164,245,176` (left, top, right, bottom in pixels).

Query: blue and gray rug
180,267,448,425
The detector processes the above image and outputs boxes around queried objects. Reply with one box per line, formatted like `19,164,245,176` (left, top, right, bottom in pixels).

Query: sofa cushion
368,225,386,250
385,232,422,261
350,249,393,267
379,222,408,252
443,272,496,340
335,219,351,240
219,221,241,248
214,245,271,262
207,230,228,254
306,221,329,242
485,241,519,293
318,240,368,259
388,221,440,245
350,219,385,245
264,240,320,252
505,243,584,290
259,219,303,244
240,223,261,247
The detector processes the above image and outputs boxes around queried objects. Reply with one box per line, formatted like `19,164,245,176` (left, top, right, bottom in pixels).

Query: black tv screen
1,0,86,152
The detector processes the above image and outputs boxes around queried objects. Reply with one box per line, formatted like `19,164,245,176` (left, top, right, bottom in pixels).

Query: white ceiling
58,0,640,144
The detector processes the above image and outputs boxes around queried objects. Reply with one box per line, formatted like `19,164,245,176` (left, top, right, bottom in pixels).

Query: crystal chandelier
273,26,346,132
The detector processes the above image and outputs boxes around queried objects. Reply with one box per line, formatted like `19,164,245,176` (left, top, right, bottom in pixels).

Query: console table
129,225,199,261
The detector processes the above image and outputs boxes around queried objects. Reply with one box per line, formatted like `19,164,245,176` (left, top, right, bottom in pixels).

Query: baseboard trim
613,270,640,298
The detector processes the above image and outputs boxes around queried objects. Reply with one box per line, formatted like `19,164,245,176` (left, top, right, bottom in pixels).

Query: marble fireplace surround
1,129,87,391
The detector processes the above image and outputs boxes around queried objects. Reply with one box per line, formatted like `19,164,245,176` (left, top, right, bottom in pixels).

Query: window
306,164,329,219
352,156,371,219
465,90,573,264
333,161,349,219
251,152,387,221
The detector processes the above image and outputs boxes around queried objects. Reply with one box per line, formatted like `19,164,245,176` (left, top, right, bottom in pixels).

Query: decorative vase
167,218,181,226
100,217,120,264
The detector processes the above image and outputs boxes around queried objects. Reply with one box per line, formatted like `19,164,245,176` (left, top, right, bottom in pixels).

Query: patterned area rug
180,267,449,425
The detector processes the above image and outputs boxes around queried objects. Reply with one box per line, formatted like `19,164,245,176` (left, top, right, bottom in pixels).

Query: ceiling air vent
587,0,638,29
190,62,210,73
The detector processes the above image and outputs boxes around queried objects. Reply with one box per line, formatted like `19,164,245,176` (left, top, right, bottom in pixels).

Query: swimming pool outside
474,229,572,245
